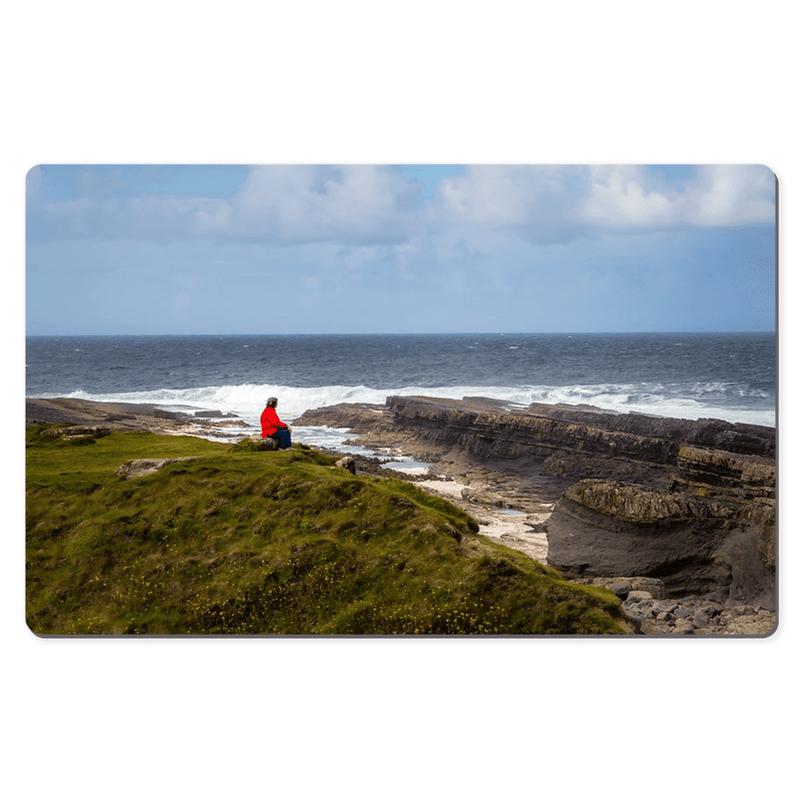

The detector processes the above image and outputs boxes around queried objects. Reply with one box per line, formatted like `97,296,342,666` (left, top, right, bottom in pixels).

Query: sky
25,164,776,335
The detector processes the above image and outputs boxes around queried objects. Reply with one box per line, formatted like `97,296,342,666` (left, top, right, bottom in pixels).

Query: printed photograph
25,164,777,636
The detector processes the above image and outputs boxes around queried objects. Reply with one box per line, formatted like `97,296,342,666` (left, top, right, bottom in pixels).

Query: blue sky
25,164,776,335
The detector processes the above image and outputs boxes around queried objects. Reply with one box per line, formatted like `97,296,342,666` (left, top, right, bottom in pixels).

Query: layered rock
546,478,776,607
30,395,775,632
296,396,774,491
295,395,777,626
26,398,248,439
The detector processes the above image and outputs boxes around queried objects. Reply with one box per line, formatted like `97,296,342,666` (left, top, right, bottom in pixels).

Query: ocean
25,332,777,451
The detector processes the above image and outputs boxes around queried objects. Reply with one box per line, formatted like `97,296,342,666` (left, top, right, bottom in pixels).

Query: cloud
679,165,776,226
432,164,775,243
580,164,775,229
580,165,675,228
26,164,775,250
26,166,229,243
432,165,582,244
26,165,429,246
203,165,426,245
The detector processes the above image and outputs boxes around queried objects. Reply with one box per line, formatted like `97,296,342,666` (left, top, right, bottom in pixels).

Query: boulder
574,576,667,600
622,594,775,636
336,456,357,475
37,425,111,442
247,434,280,451
115,457,196,478
546,478,775,608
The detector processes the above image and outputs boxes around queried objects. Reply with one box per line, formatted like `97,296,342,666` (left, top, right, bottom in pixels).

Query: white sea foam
48,380,776,439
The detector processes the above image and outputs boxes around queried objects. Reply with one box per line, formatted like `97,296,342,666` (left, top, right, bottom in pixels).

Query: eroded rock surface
29,395,777,634
26,397,248,439
114,457,198,478
546,479,775,605
296,395,777,634
296,395,773,490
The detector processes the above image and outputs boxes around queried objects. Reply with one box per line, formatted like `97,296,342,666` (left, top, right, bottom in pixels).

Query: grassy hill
26,424,632,635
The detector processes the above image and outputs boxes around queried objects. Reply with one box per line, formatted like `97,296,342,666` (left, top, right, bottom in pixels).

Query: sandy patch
417,479,551,564
417,479,465,500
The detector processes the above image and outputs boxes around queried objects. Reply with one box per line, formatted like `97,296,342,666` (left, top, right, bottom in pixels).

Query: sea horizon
26,332,776,438
26,329,775,337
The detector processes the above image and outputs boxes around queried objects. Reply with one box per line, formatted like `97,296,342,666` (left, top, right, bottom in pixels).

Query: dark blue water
25,332,776,430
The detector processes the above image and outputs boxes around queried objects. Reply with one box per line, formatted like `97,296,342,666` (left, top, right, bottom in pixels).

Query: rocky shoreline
295,396,777,636
25,397,248,439
27,396,778,636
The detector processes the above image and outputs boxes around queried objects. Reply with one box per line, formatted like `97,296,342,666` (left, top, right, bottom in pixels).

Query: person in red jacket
260,397,292,449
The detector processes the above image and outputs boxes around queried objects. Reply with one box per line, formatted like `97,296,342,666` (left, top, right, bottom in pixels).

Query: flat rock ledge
35,425,113,444
295,395,777,636
26,397,250,439
28,396,778,636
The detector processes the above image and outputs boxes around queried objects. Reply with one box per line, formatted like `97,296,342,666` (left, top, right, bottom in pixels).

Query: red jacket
260,406,287,437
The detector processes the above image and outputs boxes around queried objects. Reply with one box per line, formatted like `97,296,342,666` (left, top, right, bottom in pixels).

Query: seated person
260,397,292,449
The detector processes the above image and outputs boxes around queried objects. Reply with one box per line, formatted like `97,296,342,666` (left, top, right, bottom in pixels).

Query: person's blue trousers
273,427,292,449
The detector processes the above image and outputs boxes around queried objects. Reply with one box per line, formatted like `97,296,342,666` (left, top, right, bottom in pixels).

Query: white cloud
579,164,775,229
580,165,675,228
679,165,775,226
26,164,775,251
433,164,775,242
26,165,423,246
218,165,424,244
433,165,579,242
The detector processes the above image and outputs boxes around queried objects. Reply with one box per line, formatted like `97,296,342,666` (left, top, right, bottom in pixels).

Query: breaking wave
47,378,776,431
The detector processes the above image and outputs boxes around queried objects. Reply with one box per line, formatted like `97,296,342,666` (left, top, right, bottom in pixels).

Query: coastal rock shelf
295,395,777,634
548,479,775,603
296,395,774,488
27,395,777,635
25,397,248,439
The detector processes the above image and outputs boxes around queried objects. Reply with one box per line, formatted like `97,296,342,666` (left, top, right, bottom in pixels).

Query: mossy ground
26,424,631,635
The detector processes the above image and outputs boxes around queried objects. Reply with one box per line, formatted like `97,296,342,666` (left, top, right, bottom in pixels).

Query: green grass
26,424,631,635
